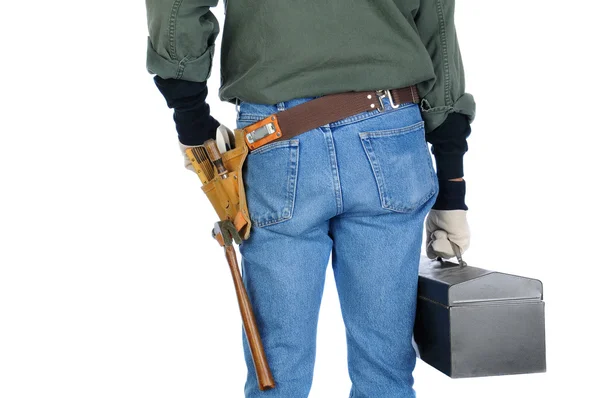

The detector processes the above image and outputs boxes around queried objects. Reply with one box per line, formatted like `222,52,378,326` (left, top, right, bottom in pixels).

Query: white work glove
178,141,199,172
425,209,470,260
178,124,234,172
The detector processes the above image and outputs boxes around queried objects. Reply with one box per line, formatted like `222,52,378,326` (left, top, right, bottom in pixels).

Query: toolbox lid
418,257,543,307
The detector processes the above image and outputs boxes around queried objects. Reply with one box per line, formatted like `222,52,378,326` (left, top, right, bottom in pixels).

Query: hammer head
212,220,242,246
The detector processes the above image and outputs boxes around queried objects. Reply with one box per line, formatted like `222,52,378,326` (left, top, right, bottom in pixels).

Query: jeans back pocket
359,120,438,213
242,138,300,228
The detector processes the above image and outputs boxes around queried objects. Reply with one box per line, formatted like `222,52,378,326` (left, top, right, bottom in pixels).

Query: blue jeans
235,94,439,398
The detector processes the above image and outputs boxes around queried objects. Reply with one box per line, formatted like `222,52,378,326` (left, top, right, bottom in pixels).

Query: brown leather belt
242,85,420,151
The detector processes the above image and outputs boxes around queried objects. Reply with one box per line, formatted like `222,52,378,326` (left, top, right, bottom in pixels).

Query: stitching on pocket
359,122,436,213
245,140,299,227
359,120,425,139
360,137,387,212
237,115,266,123
250,139,298,155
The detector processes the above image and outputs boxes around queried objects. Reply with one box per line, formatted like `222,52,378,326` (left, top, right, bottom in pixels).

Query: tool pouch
185,128,252,241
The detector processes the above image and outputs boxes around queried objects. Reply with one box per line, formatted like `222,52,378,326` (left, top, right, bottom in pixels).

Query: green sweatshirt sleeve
145,0,220,81
414,0,476,134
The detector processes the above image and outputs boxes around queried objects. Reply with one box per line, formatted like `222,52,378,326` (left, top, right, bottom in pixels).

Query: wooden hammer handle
224,245,276,391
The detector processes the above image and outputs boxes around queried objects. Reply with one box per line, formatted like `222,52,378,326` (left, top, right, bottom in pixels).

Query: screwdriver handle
204,139,229,178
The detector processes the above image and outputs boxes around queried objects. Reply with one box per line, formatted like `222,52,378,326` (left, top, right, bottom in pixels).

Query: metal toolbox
413,256,546,378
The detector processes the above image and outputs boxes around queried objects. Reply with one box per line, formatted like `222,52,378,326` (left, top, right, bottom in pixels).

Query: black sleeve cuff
432,179,468,211
426,112,472,180
153,76,221,146
433,154,465,181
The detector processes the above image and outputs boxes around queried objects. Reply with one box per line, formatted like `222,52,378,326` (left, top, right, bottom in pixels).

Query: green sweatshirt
145,0,475,137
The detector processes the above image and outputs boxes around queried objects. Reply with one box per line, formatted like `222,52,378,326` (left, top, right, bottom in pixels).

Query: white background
1,1,598,397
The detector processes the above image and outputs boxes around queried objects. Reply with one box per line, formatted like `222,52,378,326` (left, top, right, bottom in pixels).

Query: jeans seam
359,137,387,211
321,126,344,215
286,141,299,219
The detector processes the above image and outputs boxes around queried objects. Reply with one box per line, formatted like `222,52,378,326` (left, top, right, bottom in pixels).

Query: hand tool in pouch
414,242,546,378
184,130,275,391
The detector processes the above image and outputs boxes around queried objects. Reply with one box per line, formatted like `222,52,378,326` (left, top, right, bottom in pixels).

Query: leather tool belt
187,85,421,244
242,86,420,151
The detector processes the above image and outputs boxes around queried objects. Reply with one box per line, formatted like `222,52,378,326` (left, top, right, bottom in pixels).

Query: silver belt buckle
375,89,400,111
385,89,400,109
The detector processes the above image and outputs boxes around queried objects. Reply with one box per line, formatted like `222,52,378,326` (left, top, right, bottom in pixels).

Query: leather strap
242,85,420,151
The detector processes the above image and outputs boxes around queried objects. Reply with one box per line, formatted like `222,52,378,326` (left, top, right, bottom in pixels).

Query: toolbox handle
436,240,468,268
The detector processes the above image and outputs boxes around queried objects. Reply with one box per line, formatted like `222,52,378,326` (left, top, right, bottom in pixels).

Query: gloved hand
425,209,470,259
178,141,200,172
178,123,235,172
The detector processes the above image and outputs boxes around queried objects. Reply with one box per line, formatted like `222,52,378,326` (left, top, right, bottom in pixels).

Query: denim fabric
235,95,439,398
